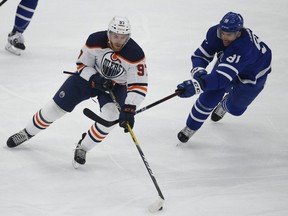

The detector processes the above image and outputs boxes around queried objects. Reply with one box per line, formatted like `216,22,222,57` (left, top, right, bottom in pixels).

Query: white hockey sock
80,102,118,151
25,100,66,136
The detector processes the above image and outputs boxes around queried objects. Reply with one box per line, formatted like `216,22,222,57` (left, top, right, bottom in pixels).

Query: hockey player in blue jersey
6,0,39,55
176,12,272,143
7,16,148,167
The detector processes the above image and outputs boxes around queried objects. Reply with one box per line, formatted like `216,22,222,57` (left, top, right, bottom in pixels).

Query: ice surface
1,1,288,215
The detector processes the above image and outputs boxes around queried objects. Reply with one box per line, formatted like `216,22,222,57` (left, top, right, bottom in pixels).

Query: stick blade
148,196,165,213
83,108,118,127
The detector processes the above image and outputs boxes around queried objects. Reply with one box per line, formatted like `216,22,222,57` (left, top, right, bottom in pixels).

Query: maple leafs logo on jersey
100,52,125,78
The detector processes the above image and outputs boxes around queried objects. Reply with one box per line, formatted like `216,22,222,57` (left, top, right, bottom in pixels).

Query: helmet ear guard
219,12,244,32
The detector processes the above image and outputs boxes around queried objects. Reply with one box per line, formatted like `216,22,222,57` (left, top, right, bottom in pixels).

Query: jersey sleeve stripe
127,86,148,97
192,54,211,64
199,46,215,58
128,90,146,97
238,64,271,84
118,55,145,64
216,70,233,81
76,63,85,71
127,85,147,92
215,63,239,81
218,63,239,74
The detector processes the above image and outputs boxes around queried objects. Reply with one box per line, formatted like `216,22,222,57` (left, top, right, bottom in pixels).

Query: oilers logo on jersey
100,52,125,79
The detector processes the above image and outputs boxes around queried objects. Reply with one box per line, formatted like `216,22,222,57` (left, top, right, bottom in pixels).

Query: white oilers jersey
76,31,148,107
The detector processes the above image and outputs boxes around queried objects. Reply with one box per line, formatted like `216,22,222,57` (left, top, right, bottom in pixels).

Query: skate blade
5,43,22,56
72,160,81,169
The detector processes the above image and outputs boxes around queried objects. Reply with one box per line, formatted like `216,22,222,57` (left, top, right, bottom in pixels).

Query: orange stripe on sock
35,112,50,128
90,125,105,140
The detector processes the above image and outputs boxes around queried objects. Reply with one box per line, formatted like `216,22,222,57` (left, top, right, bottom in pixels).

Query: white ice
1,0,288,216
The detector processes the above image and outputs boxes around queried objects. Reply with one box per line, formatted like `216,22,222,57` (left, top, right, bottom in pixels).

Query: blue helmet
219,12,244,32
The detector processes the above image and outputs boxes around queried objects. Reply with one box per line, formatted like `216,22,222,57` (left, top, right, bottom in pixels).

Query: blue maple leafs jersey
192,25,272,90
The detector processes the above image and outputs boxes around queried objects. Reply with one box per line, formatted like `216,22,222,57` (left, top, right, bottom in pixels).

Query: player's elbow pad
204,73,231,90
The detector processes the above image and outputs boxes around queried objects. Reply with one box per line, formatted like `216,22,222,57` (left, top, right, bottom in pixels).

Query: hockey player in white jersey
7,16,148,166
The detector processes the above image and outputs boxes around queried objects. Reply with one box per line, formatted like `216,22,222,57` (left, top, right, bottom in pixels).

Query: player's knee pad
97,102,119,132
100,102,119,121
226,102,246,116
199,89,226,109
21,0,39,9
41,99,67,122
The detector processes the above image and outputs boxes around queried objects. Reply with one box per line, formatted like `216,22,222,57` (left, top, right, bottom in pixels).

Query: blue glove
176,80,195,98
119,104,136,133
90,74,113,91
190,67,207,81
176,68,207,98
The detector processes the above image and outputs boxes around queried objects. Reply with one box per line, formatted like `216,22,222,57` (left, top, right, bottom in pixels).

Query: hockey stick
63,70,77,75
0,0,8,6
109,90,165,213
83,90,182,127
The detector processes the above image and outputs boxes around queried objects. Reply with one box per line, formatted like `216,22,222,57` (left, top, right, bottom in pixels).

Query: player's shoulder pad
86,31,108,48
230,29,252,55
206,25,219,40
118,38,145,63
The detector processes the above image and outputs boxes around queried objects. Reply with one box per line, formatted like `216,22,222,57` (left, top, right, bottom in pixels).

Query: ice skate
211,95,228,122
7,129,32,148
5,31,26,55
72,133,87,169
177,126,196,143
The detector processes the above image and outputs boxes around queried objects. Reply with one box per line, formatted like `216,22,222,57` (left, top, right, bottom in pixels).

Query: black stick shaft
0,0,8,6
109,90,165,200
136,91,181,114
83,91,181,127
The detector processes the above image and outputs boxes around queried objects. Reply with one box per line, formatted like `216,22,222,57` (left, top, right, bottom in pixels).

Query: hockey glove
90,74,113,91
176,67,207,98
119,104,136,133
